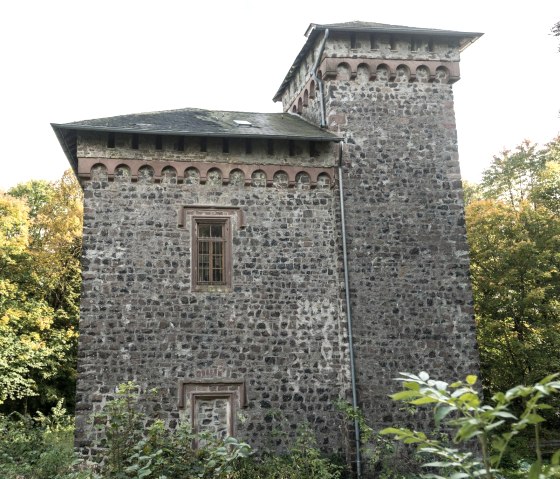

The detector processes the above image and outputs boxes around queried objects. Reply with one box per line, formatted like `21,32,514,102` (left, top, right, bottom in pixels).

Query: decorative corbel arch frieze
78,158,336,189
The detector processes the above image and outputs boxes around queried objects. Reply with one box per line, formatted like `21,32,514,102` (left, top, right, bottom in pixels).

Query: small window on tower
192,218,231,291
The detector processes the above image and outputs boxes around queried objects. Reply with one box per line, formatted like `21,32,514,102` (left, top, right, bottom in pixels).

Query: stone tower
52,21,481,476
273,20,481,442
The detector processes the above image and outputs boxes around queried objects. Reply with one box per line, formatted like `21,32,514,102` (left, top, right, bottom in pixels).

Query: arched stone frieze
309,80,315,99
357,63,370,83
336,62,351,81
161,166,177,184
286,58,460,112
185,167,200,185
415,65,430,83
115,164,131,182
229,169,245,187
206,168,222,186
376,64,390,82
435,66,450,84
138,165,155,183
251,170,267,187
395,64,411,82
91,163,108,181
273,171,289,188
80,158,335,189
316,172,331,189
322,58,459,83
295,172,311,189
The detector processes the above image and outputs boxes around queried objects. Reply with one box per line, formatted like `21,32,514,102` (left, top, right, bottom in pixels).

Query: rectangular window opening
131,134,139,150
245,139,252,155
370,34,378,50
309,141,318,158
175,136,185,151
155,135,163,150
200,137,207,153
193,217,231,291
390,36,397,51
107,133,115,149
350,33,357,49
428,38,435,52
222,138,229,154
288,140,295,157
267,139,274,156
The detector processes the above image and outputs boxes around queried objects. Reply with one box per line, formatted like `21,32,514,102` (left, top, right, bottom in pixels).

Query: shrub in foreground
380,372,560,479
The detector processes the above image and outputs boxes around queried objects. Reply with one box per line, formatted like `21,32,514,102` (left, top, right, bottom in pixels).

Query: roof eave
51,123,78,174
51,123,342,142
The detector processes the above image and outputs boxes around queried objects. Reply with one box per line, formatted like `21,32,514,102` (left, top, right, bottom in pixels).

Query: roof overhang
52,109,342,172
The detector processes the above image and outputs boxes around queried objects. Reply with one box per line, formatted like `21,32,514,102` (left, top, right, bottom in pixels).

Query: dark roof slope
273,21,483,102
52,107,341,171
305,21,482,39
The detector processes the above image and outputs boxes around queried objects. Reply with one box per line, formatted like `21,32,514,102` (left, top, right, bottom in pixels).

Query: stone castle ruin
52,21,481,474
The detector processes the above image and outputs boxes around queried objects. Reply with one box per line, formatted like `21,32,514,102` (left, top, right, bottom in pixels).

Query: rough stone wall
286,31,479,435
76,162,351,459
323,73,478,431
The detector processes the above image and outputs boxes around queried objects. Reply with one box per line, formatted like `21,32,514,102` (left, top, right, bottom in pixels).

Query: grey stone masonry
280,24,480,436
75,138,351,459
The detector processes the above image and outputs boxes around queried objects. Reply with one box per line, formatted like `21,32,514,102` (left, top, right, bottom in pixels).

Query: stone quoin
52,21,482,477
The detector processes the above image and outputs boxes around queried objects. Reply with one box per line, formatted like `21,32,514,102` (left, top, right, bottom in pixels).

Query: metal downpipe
338,141,362,479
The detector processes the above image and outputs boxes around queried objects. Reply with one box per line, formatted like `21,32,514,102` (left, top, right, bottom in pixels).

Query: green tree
465,138,560,427
0,171,82,414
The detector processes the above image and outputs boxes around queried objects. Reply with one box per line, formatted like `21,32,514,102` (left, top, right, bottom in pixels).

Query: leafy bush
380,372,560,479
92,382,253,478
231,423,344,479
0,400,82,479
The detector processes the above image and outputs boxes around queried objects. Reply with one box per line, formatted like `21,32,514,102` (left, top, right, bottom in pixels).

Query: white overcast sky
1,0,558,190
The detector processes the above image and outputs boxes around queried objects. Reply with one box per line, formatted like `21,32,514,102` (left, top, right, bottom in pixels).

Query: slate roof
52,107,341,171
273,21,483,102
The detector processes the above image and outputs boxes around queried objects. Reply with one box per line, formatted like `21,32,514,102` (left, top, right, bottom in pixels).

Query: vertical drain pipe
310,29,329,128
338,141,362,479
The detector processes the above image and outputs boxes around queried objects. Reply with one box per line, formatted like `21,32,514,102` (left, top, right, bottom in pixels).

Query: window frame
191,216,232,292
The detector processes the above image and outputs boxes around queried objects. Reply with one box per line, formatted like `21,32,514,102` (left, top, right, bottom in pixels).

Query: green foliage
231,424,344,479
336,399,424,478
465,137,560,428
0,171,82,414
380,372,560,479
93,381,254,479
0,401,88,479
87,381,343,479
